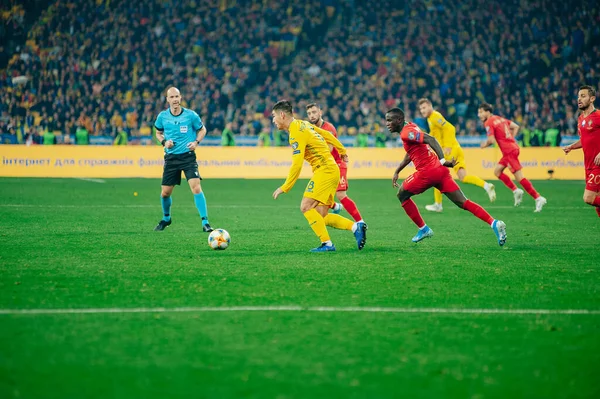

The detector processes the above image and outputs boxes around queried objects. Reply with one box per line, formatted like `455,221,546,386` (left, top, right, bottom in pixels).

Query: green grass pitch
0,177,599,398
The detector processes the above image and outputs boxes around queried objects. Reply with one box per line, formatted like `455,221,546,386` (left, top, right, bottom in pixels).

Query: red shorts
402,166,460,195
337,163,348,192
499,150,523,173
585,168,600,192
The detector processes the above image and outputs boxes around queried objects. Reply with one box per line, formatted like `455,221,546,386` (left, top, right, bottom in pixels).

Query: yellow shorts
449,145,467,173
304,167,340,207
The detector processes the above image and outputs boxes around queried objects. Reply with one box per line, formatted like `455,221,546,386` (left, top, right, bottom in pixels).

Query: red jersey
319,121,343,165
578,109,600,171
484,115,520,154
400,122,440,171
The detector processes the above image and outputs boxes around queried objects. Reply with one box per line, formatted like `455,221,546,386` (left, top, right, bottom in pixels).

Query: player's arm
563,139,582,154
188,114,206,150
154,114,172,148
279,135,307,194
441,120,457,155
433,115,454,154
481,125,495,148
313,125,348,160
392,152,411,188
509,121,519,137
423,133,456,167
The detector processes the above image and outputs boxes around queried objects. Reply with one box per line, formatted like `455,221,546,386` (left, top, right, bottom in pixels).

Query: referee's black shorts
162,151,202,186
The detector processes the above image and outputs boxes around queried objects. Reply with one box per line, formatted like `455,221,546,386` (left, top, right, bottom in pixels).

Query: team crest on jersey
180,125,188,133
408,132,415,140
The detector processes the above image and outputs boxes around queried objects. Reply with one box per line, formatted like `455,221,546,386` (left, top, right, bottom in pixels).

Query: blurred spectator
75,123,89,145
221,122,236,146
544,126,560,147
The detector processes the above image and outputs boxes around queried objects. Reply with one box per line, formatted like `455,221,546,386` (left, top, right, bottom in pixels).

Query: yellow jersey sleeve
280,122,307,193
312,124,347,157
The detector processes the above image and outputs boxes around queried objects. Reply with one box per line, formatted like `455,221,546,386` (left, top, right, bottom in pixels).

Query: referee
154,87,213,232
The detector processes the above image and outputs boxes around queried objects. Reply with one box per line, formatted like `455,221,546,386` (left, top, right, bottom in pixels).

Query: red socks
519,178,540,199
498,173,517,191
341,196,363,222
402,199,425,228
593,196,600,207
463,200,494,225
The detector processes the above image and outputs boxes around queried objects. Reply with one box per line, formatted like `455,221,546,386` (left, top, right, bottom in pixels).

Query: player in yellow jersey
418,98,496,212
271,100,367,252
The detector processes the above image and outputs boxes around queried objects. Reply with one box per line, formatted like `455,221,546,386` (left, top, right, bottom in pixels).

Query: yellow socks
463,175,486,188
433,188,443,204
324,214,354,231
303,209,330,242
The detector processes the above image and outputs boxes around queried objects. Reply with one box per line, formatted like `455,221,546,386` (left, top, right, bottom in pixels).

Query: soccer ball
208,229,231,250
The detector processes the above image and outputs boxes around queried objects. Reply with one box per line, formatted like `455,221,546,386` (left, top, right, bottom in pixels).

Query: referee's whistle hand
165,140,174,149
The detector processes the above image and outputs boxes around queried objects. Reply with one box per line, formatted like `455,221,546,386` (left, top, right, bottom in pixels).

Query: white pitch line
75,178,106,183
0,306,598,316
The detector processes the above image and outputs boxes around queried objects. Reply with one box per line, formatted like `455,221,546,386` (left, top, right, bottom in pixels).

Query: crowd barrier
0,146,586,180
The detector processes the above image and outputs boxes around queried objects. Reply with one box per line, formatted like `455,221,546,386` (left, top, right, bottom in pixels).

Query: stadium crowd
1,0,599,146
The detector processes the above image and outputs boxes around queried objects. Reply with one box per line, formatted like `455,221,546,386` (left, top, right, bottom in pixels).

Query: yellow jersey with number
281,119,347,193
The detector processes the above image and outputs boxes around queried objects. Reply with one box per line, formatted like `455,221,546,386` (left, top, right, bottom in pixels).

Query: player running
306,102,367,225
386,108,507,246
478,103,547,212
563,85,600,216
154,87,213,232
271,100,367,252
418,98,496,212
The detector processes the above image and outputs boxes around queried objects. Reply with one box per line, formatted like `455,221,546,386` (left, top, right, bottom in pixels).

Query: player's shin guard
463,200,494,225
324,214,353,230
340,197,363,222
519,178,540,199
498,173,517,191
462,175,486,188
193,192,209,225
433,188,443,204
304,209,331,243
161,196,172,221
401,199,426,228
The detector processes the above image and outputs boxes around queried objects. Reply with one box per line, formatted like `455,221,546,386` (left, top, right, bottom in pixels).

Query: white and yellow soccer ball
208,228,231,250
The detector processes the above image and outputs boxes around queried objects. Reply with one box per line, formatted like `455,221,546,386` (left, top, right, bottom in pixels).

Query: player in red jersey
563,85,600,217
386,108,507,246
478,103,547,212
306,103,366,225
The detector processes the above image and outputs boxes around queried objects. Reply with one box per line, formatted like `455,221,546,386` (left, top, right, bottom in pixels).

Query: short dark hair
306,102,320,110
579,85,596,97
418,98,431,106
273,100,293,115
479,103,493,113
386,107,405,119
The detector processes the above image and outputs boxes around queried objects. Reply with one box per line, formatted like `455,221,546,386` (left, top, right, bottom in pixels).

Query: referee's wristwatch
194,140,201,145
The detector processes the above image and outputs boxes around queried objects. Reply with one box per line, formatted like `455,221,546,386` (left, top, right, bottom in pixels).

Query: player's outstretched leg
445,190,507,246
301,199,336,252
398,189,433,243
458,169,496,202
583,190,600,217
513,170,546,212
495,167,523,206
323,213,367,250
155,186,174,231
425,189,443,212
